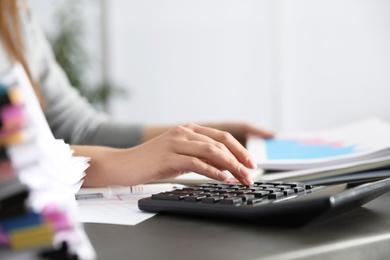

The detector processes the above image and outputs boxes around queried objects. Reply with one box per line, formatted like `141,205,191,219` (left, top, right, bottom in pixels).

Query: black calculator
138,178,390,225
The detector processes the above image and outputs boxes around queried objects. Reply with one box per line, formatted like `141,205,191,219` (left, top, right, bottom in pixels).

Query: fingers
173,139,254,185
245,124,274,139
185,123,257,169
172,154,253,186
166,124,255,185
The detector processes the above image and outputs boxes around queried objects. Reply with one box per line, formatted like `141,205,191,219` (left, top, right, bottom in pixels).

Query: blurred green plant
49,0,126,112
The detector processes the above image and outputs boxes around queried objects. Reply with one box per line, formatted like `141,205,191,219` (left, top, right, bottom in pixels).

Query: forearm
72,145,134,187
141,125,172,142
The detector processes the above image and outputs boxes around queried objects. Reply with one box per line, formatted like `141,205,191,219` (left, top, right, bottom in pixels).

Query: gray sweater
0,4,143,148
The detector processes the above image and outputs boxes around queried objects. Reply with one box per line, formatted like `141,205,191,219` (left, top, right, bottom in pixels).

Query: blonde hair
0,0,43,103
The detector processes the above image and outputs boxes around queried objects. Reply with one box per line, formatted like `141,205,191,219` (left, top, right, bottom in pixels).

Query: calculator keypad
151,182,313,206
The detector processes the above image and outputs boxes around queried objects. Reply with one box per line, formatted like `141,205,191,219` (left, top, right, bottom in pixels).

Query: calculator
138,178,390,225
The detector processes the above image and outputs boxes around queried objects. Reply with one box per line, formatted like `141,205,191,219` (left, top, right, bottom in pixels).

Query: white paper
248,118,390,171
260,155,390,182
77,194,156,226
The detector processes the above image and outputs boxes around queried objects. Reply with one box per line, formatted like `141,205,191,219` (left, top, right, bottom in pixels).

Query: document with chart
247,118,390,181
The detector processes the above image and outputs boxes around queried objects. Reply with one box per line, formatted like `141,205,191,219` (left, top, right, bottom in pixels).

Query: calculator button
220,197,243,205
251,187,265,191
184,196,206,202
219,193,235,198
152,193,185,201
253,182,265,185
286,182,304,188
264,188,282,193
202,196,224,203
283,189,295,196
214,185,230,189
218,189,236,193
238,194,255,202
239,188,255,193
258,184,275,189
196,184,214,187
226,185,241,189
182,187,203,190
268,192,284,199
248,191,269,198
247,198,263,205
294,187,305,193
267,182,284,186
275,185,292,190
170,190,196,195
230,191,246,195
202,188,218,192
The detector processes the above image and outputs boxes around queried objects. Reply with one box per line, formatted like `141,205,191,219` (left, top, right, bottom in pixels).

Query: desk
84,192,390,260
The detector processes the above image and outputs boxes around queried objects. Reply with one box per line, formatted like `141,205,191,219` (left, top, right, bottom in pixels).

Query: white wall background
106,0,276,128
280,0,390,131
27,0,390,132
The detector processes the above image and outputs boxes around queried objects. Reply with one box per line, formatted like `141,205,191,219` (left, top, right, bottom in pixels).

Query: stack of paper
0,64,95,259
247,118,390,182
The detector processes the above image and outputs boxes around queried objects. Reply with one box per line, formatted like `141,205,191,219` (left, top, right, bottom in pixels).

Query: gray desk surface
84,192,390,260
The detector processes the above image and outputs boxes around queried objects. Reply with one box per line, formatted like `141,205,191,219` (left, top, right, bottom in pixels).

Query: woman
0,0,273,186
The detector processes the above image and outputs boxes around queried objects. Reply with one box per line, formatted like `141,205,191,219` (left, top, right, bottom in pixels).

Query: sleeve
21,6,144,148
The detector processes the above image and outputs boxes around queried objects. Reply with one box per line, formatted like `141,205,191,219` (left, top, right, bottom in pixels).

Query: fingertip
244,178,254,186
256,128,275,139
226,178,240,184
246,156,257,169
236,177,253,186
217,171,229,182
239,163,252,179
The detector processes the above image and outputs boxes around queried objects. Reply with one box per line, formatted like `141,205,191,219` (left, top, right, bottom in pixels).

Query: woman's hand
142,122,274,147
201,122,274,146
76,123,258,187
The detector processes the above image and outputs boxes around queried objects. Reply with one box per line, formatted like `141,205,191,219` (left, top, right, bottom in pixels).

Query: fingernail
245,178,254,186
247,156,257,169
217,171,228,181
240,164,251,178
